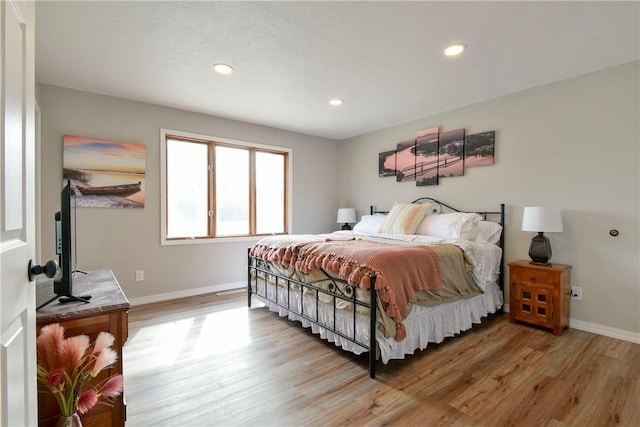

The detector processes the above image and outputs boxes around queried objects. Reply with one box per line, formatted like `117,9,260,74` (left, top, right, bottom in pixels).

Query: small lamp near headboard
337,208,357,230
522,207,563,265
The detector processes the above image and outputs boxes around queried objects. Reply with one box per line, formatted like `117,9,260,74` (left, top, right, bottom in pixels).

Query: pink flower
46,367,66,389
36,323,123,417
92,331,115,356
98,374,124,398
58,335,90,374
37,323,65,370
91,347,117,376
77,389,98,414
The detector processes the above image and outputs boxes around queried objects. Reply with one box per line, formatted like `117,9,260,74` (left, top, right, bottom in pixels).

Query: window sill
161,235,264,246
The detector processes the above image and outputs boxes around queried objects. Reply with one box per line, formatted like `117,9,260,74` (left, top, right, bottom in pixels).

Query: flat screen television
54,180,74,297
37,180,91,310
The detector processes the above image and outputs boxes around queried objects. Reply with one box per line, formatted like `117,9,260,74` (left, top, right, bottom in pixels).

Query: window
161,129,290,244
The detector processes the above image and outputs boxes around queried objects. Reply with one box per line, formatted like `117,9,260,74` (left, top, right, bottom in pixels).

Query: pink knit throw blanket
252,237,443,341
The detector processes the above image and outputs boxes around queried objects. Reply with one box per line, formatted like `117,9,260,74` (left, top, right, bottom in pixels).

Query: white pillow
415,212,482,240
379,202,431,235
353,214,387,233
474,221,503,244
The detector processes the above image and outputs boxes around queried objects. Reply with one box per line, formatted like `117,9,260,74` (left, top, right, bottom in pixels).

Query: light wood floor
123,292,639,426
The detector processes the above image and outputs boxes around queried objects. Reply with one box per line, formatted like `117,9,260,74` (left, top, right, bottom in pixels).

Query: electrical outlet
571,286,582,301
135,270,144,282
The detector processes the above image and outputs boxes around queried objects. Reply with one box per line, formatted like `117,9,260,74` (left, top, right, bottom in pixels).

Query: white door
0,1,37,426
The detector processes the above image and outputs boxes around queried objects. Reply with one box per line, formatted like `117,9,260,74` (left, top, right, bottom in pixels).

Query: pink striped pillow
379,202,430,235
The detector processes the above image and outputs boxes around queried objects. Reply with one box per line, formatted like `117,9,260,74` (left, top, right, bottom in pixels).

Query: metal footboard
248,250,378,378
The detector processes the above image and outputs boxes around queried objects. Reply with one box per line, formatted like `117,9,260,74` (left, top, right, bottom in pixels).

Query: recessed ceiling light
213,63,234,74
329,99,343,106
444,43,466,57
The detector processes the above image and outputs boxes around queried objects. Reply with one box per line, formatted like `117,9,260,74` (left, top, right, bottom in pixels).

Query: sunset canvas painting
378,149,396,177
395,139,416,182
415,126,439,187
378,126,496,186
465,131,495,167
438,129,465,178
63,135,146,208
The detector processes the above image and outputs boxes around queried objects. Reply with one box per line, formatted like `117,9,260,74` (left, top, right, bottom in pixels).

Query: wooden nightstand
508,260,572,335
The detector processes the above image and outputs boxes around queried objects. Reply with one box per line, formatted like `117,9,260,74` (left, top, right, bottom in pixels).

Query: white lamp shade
522,207,563,232
337,208,356,224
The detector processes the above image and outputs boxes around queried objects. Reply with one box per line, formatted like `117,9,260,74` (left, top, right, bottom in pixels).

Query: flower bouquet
36,323,124,420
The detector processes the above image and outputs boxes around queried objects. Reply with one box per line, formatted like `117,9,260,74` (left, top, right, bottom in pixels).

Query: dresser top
36,269,130,324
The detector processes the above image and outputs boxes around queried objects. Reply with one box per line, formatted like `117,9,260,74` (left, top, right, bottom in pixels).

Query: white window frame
160,128,293,246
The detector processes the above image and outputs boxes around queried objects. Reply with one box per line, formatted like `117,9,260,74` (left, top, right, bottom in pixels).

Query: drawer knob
530,277,536,283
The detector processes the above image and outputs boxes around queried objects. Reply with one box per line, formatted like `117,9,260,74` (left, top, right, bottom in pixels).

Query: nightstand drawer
511,268,555,285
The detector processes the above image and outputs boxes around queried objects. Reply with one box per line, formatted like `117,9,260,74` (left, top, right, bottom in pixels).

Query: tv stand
36,271,93,310
59,294,92,304
36,293,91,311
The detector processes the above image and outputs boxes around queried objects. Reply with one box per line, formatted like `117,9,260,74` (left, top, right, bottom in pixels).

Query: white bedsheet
251,280,502,364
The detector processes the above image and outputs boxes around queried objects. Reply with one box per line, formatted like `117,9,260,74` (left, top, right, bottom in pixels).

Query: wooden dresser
508,260,572,335
36,269,129,427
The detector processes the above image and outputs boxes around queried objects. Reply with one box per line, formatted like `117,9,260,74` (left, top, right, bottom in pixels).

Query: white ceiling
35,1,639,140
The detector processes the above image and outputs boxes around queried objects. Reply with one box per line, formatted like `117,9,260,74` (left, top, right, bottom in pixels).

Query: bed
247,198,505,378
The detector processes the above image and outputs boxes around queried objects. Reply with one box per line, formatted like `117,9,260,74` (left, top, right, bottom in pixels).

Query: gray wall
38,62,639,336
38,85,339,300
338,61,639,336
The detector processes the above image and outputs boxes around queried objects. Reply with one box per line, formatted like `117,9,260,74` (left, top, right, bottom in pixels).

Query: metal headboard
370,198,506,299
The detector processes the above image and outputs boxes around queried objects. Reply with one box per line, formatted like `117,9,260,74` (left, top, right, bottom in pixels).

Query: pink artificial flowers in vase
36,323,124,424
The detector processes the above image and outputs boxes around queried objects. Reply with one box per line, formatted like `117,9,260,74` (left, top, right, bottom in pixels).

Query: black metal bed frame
248,255,379,376
248,198,505,379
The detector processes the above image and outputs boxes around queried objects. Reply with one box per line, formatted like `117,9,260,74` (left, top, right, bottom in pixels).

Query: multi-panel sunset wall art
378,128,495,186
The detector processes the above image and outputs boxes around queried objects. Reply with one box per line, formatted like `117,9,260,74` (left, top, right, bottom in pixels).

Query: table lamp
337,208,356,230
522,207,563,265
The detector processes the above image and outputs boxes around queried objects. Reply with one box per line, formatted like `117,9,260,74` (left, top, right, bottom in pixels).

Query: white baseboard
502,303,639,344
568,319,640,344
127,281,246,306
